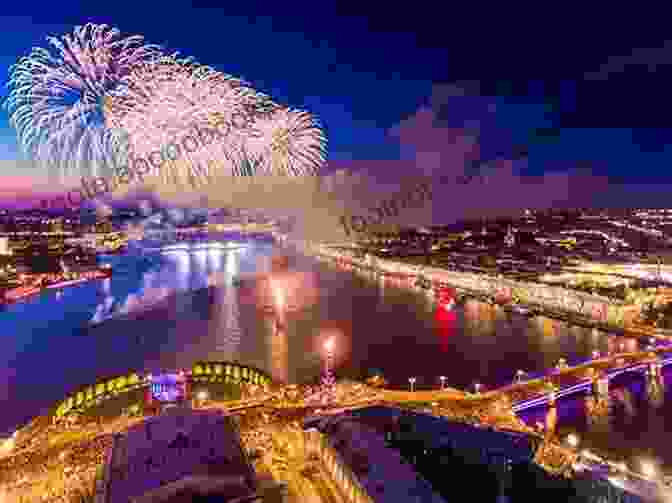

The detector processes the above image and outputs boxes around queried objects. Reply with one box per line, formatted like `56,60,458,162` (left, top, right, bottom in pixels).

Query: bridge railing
52,362,273,421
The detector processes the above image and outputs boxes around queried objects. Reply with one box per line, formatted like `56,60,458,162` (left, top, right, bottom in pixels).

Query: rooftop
306,411,445,503
104,409,258,503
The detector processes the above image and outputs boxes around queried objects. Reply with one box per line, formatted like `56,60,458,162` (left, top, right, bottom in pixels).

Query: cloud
316,84,672,234
584,40,672,81
0,84,668,243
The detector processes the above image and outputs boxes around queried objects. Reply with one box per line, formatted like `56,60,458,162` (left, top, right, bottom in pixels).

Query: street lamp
515,370,526,383
474,382,481,394
439,376,446,390
409,377,416,393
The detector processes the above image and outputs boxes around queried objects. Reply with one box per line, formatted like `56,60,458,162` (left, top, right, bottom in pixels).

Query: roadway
258,422,344,503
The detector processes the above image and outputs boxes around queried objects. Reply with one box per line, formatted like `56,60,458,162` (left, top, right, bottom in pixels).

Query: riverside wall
304,428,375,503
310,244,640,331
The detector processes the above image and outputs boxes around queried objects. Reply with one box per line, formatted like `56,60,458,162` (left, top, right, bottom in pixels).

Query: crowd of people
0,410,151,503
0,432,113,502
431,397,533,434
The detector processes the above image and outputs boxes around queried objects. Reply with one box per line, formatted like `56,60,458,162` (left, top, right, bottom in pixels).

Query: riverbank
1,266,112,305
306,242,672,342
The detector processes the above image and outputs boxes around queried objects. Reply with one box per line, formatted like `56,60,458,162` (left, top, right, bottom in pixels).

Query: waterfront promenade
307,242,672,343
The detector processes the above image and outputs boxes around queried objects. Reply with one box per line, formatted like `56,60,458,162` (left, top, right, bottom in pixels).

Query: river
0,239,662,474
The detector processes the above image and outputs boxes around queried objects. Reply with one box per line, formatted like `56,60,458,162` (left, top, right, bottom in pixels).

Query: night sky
1,2,671,206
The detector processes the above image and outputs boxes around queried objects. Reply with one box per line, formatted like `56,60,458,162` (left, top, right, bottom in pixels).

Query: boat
45,277,89,289
3,285,42,303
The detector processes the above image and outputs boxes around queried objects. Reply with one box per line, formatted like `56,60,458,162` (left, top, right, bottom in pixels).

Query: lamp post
195,390,209,408
439,376,446,390
409,377,416,393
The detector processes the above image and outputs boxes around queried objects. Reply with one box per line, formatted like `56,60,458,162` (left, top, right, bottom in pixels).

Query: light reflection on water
0,241,661,444
0,240,277,434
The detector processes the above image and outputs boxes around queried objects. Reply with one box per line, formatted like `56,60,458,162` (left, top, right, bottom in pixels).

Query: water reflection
647,374,665,409
90,247,247,325
210,253,242,359
463,299,498,334
3,242,664,436
612,388,636,417
434,303,456,353
521,368,672,481
268,321,289,384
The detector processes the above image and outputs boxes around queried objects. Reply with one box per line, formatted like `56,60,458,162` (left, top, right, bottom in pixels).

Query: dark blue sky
1,1,671,184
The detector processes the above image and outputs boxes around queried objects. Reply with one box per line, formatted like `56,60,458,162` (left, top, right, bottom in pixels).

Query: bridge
52,361,272,420
47,348,672,485
137,223,278,239
484,347,671,414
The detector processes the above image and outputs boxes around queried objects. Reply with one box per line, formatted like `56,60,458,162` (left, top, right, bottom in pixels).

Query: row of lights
512,341,659,386
406,376,449,392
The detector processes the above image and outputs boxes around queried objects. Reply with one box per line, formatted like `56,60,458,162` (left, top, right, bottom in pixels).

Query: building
49,218,64,234
96,218,113,234
99,409,262,503
65,234,97,250
0,237,10,255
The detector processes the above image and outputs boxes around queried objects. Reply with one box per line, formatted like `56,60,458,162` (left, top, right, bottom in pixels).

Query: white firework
249,108,327,176
4,23,163,180
104,56,327,187
104,57,278,185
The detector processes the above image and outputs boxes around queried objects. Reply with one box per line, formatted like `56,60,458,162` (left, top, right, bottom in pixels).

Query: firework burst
4,23,163,180
104,56,275,185
248,108,327,176
7,24,327,188
105,56,327,184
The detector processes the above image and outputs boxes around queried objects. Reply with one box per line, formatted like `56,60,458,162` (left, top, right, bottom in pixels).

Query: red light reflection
435,299,457,352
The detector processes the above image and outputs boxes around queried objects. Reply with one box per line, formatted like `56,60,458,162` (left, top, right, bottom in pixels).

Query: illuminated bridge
53,361,272,421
